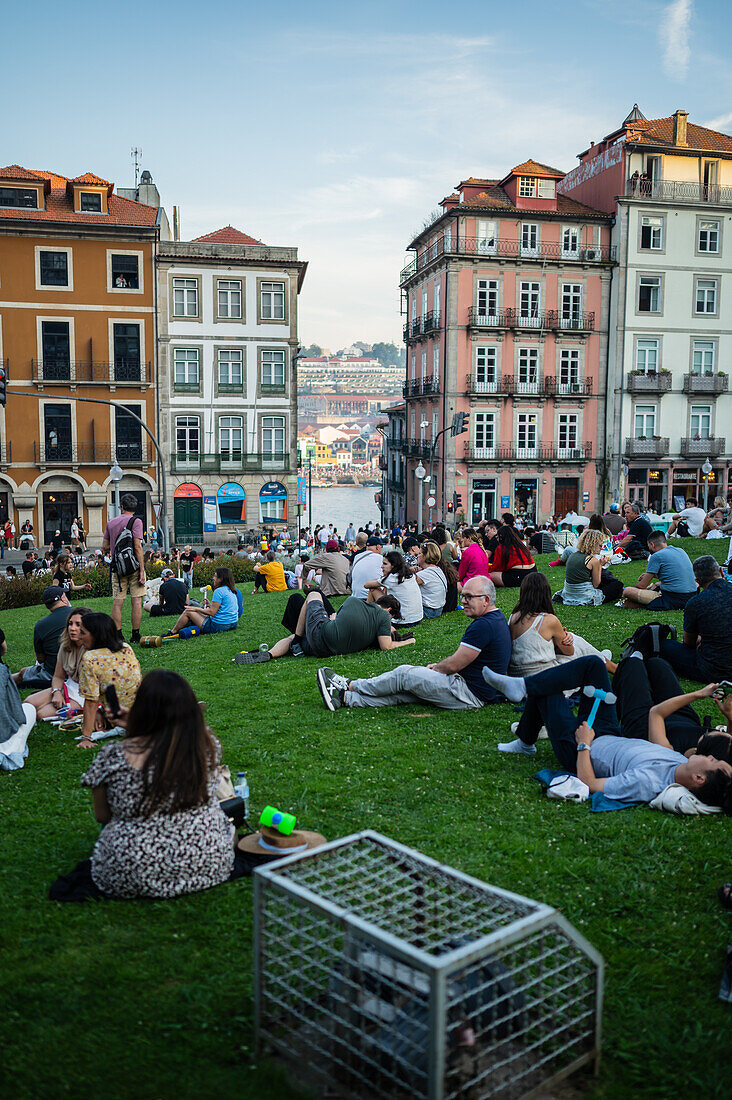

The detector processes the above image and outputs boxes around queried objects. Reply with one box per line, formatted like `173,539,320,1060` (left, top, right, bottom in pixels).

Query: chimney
173,206,181,241
673,109,688,146
440,193,460,211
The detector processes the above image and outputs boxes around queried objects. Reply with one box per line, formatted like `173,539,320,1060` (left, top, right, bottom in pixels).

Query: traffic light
447,501,454,513
454,493,463,509
451,411,468,436
0,362,6,407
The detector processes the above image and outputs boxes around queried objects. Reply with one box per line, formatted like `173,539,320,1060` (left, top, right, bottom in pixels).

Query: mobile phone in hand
104,683,121,718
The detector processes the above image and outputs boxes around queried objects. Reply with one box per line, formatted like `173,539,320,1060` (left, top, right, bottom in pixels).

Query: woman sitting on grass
26,606,92,719
79,670,234,899
167,566,242,637
488,526,537,588
364,550,423,628
414,540,457,619
560,529,606,606
77,612,142,748
457,527,491,591
52,552,92,594
508,573,614,677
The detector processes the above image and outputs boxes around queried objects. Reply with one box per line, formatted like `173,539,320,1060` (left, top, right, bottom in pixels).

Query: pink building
399,160,614,526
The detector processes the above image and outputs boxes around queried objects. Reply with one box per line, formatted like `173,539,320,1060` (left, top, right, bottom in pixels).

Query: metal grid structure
253,831,604,1100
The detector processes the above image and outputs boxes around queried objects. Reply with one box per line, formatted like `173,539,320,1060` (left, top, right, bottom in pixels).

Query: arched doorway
173,483,203,543
259,481,287,525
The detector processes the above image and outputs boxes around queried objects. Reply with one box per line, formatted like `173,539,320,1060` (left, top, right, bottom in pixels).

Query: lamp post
702,457,713,511
109,462,123,518
415,460,426,527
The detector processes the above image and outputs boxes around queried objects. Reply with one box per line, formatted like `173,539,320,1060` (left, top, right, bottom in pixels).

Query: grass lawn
1,539,731,1099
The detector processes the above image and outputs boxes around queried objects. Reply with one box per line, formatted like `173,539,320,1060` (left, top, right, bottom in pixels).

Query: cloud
660,0,692,78
702,111,732,132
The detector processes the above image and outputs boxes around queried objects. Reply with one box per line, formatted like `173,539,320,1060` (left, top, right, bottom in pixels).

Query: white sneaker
317,667,349,711
498,738,537,755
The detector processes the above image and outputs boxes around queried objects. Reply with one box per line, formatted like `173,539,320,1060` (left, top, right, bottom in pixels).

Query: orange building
0,165,164,544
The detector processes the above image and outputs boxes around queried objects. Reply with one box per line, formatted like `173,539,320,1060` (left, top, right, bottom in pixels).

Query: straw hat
236,824,326,856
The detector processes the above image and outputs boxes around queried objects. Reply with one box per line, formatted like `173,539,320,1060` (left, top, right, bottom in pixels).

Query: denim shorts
199,618,236,635
422,605,442,620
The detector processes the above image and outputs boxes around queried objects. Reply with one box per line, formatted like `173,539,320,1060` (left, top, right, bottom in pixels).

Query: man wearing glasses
317,576,511,711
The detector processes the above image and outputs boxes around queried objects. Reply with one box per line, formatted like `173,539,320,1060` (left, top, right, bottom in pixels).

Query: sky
3,0,731,348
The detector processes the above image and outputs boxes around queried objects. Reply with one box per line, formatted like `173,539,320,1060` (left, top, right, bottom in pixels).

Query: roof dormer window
0,186,39,209
519,177,536,197
518,176,556,199
80,191,102,212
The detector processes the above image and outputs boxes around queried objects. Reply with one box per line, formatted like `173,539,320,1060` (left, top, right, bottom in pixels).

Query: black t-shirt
33,605,71,675
159,578,188,614
50,534,64,552
22,559,39,578
53,569,72,591
683,579,732,678
628,515,653,551
485,534,499,557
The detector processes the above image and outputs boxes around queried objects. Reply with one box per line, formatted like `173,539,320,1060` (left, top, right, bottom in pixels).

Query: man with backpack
102,493,146,644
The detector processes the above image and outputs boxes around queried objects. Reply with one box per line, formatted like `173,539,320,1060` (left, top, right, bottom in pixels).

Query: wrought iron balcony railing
34,442,150,465
31,359,152,384
468,307,595,332
626,371,673,393
171,452,290,473
464,442,593,462
625,177,732,206
679,436,725,458
624,437,670,458
400,237,616,283
683,373,729,395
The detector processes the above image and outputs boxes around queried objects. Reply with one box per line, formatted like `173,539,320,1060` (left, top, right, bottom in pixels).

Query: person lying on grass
235,589,414,663
648,682,732,760
165,566,242,637
316,575,510,712
481,658,732,811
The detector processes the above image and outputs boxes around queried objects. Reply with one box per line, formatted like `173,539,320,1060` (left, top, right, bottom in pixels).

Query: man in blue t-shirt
621,531,697,610
316,575,511,711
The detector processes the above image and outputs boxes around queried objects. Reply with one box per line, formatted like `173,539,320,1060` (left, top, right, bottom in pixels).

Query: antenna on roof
131,146,143,189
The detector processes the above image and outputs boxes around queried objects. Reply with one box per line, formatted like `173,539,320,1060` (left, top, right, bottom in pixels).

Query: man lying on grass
481,657,732,811
316,576,510,712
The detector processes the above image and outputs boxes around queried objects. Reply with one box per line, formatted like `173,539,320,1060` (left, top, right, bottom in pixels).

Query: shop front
626,464,727,514
471,478,496,525
513,478,537,524
173,483,203,542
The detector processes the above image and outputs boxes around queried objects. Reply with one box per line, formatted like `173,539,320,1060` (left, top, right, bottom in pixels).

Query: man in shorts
102,493,145,643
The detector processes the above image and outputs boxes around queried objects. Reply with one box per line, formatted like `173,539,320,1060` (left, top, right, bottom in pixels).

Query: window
517,348,539,393
80,192,102,212
0,186,38,208
690,405,712,439
173,348,200,389
262,415,286,457
561,227,579,257
218,348,243,388
520,223,539,256
477,279,499,321
261,349,286,390
692,340,715,375
44,404,72,459
175,416,200,461
695,278,718,314
410,354,416,380
559,349,581,391
519,281,540,320
560,283,582,323
475,346,498,392
115,404,142,462
634,404,656,438
640,216,663,250
516,412,537,456
476,220,497,254
111,254,139,289
557,413,579,455
260,280,285,320
173,277,199,317
217,279,242,319
443,224,452,251
518,177,535,197
420,351,427,381
411,296,417,321
646,156,661,183
433,279,441,320
432,346,440,376
39,251,69,287
636,338,660,373
220,416,243,459
474,412,496,456
113,323,141,382
638,276,661,313
41,321,71,380
422,290,428,316
698,220,720,253
537,178,555,198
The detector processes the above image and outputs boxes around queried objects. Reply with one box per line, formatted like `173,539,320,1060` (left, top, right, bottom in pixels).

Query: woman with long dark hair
507,572,613,677
488,526,537,587
167,566,242,636
80,670,234,898
364,549,423,626
77,612,142,747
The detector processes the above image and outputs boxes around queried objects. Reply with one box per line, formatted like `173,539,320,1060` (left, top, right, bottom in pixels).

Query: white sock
481,667,526,702
629,650,644,660
498,738,537,755
600,649,612,661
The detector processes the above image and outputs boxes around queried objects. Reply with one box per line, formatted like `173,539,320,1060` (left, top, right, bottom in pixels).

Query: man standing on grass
102,493,145,644
316,575,511,712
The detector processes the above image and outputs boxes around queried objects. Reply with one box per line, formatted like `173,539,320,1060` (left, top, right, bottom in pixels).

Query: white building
157,227,306,542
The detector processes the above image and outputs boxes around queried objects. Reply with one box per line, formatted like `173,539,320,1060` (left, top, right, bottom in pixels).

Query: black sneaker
233,650,271,665
290,642,305,657
317,667,349,711
130,631,141,644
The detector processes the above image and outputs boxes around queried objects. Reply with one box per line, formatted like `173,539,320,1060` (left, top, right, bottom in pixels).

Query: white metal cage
253,831,603,1100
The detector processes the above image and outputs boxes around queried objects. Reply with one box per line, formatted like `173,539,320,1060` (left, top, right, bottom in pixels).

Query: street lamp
702,457,713,511
109,462,123,519
415,460,426,527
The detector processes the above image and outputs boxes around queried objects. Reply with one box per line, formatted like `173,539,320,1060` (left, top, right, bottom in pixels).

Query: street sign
501,496,510,509
427,495,436,507
153,502,162,520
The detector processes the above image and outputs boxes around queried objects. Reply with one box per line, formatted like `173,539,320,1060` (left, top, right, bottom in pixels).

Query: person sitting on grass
616,501,653,560
414,540,457,619
143,567,189,618
77,612,142,749
560,529,607,606
457,527,492,591
667,497,707,539
12,586,71,690
0,627,37,769
508,573,614,677
76,670,235,899
252,550,287,594
52,552,93,595
316,575,510,712
481,658,732,811
167,566,241,637
299,539,350,597
236,589,415,663
621,530,697,610
488,525,537,588
26,606,91,720
659,555,732,682
364,550,423,628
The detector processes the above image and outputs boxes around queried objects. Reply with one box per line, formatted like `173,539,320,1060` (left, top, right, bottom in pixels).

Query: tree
371,342,405,368
301,344,323,357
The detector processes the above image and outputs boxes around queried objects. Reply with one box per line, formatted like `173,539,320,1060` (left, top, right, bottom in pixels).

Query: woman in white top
508,573,614,678
26,605,92,718
364,550,423,627
414,540,456,619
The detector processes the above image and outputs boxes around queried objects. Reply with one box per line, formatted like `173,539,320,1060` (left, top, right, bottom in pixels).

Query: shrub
0,564,111,611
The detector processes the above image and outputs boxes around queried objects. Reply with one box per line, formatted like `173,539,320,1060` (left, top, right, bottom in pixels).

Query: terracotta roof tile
628,116,732,153
0,164,49,182
192,225,263,245
460,184,607,218
510,158,565,178
0,165,158,227
69,172,112,186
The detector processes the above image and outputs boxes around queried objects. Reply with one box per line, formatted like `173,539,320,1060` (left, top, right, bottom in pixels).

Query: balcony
31,359,152,385
465,374,502,396
34,442,150,465
387,475,406,492
543,376,593,397
402,438,431,457
467,307,513,330
679,436,726,459
467,308,595,333
683,373,729,395
464,442,593,463
625,178,732,206
626,371,673,394
377,455,388,471
624,437,670,458
422,310,442,335
400,237,616,283
171,452,290,474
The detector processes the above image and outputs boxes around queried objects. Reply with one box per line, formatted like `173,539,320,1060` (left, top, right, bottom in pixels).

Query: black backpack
113,517,139,577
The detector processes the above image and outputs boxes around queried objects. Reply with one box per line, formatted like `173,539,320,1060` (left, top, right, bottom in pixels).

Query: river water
305,484,382,533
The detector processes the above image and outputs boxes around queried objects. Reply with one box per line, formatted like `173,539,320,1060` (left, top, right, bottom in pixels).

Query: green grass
1,541,730,1099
